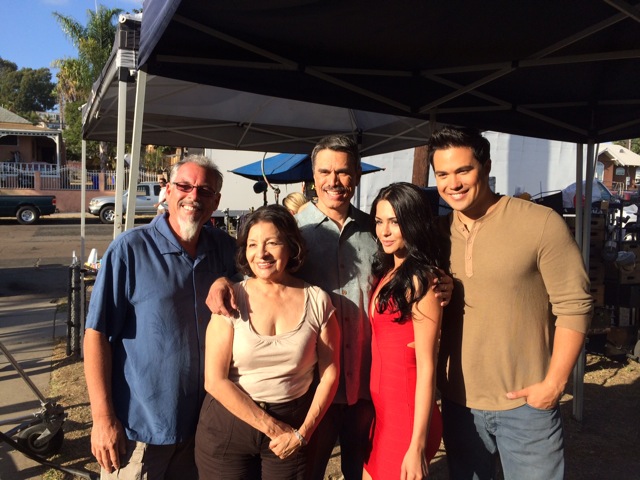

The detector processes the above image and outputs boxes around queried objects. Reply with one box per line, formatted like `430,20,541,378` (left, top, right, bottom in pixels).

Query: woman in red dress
364,182,444,480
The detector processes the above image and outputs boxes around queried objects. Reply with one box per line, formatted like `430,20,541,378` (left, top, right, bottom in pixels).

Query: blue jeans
441,398,564,480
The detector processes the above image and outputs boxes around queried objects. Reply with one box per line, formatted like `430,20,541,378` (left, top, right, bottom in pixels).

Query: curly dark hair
370,182,445,323
235,204,307,276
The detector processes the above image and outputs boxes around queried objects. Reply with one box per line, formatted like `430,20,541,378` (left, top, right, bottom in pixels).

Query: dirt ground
41,342,639,480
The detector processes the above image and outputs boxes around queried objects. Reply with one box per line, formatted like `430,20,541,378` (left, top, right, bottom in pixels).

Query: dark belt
255,388,312,411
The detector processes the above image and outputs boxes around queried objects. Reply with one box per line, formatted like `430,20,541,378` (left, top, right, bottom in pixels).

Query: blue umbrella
230,153,384,184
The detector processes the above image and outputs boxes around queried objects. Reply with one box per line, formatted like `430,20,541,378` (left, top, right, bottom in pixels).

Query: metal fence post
68,255,82,357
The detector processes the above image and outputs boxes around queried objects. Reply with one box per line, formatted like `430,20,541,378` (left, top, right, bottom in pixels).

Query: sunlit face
375,199,407,260
432,146,493,222
246,221,291,281
166,163,220,242
312,149,361,217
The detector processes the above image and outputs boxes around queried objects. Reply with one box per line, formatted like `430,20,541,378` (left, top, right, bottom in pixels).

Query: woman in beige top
195,204,340,479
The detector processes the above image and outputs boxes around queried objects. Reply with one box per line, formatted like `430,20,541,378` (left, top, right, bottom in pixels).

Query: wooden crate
589,284,605,306
590,306,612,329
588,262,605,285
568,227,606,246
607,326,639,348
621,241,640,258
617,270,640,285
565,215,606,231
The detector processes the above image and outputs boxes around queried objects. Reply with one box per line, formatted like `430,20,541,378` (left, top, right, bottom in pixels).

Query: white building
207,132,598,214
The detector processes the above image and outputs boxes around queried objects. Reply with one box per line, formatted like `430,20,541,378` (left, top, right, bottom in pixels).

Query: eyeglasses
171,182,217,197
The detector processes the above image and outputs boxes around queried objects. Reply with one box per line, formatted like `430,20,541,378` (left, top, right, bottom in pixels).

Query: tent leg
113,69,129,239
124,68,148,232
572,140,597,422
80,140,87,264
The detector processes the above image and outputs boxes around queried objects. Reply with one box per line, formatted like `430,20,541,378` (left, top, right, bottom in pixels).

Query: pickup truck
0,194,57,224
88,182,162,224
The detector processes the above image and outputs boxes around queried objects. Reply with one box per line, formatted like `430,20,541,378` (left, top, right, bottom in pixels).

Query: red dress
364,293,443,479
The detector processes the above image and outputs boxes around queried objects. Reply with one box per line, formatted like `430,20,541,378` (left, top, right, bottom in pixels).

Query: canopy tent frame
158,11,640,141
81,2,640,421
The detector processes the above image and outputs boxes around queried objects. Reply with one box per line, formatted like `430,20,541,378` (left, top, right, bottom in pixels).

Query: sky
0,0,143,71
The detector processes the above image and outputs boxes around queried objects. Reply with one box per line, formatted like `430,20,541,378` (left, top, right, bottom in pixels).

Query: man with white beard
84,156,238,479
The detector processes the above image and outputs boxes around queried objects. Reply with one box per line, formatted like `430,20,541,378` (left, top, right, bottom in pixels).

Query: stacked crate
565,215,606,312
605,241,640,333
605,241,640,285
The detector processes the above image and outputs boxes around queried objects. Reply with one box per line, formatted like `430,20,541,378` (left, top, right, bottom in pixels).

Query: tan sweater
437,196,593,410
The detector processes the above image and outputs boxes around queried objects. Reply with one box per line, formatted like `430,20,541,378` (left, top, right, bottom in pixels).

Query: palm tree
53,5,122,105
53,5,122,159
52,58,89,128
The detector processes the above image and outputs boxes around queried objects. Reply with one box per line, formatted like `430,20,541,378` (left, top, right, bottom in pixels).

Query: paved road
0,215,151,479
0,215,155,269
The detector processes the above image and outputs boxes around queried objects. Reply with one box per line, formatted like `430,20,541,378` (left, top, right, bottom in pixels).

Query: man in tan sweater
428,126,593,480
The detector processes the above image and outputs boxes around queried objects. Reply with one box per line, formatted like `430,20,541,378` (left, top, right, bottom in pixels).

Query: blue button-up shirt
296,203,377,405
85,215,237,444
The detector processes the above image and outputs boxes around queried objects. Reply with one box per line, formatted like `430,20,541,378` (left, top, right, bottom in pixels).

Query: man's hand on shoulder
433,270,453,307
206,276,238,317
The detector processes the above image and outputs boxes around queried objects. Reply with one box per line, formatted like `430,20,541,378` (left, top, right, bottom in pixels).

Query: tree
15,68,57,113
53,6,122,102
0,58,17,77
62,100,85,161
614,139,640,155
53,5,122,160
0,57,56,116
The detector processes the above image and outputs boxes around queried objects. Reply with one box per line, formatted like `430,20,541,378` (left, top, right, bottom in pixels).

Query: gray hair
311,134,361,171
169,155,224,192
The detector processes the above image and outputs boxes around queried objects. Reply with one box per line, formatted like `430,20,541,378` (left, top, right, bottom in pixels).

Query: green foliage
0,58,17,77
0,57,56,116
53,5,123,158
53,6,123,102
614,139,640,155
15,68,57,113
63,100,100,162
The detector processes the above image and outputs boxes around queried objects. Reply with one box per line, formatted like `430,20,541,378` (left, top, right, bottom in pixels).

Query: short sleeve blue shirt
85,215,237,444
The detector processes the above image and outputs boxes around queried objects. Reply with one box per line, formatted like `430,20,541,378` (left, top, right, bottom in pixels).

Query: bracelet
292,429,307,447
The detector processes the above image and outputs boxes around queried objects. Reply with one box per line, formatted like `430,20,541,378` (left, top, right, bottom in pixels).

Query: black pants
195,390,312,480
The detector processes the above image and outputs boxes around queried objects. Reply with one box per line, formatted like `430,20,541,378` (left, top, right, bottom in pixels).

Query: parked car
0,194,57,224
561,180,620,208
88,182,162,224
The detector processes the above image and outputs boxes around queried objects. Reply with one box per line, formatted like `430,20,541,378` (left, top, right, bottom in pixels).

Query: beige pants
100,438,197,480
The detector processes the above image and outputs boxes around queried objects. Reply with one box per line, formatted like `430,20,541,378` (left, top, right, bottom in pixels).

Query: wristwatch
293,429,307,447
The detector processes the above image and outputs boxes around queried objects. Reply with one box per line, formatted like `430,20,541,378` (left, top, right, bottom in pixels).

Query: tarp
138,0,640,145
230,153,383,183
82,16,432,156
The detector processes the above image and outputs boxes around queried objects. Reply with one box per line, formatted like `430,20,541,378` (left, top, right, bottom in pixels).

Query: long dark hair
370,182,444,322
235,204,307,276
